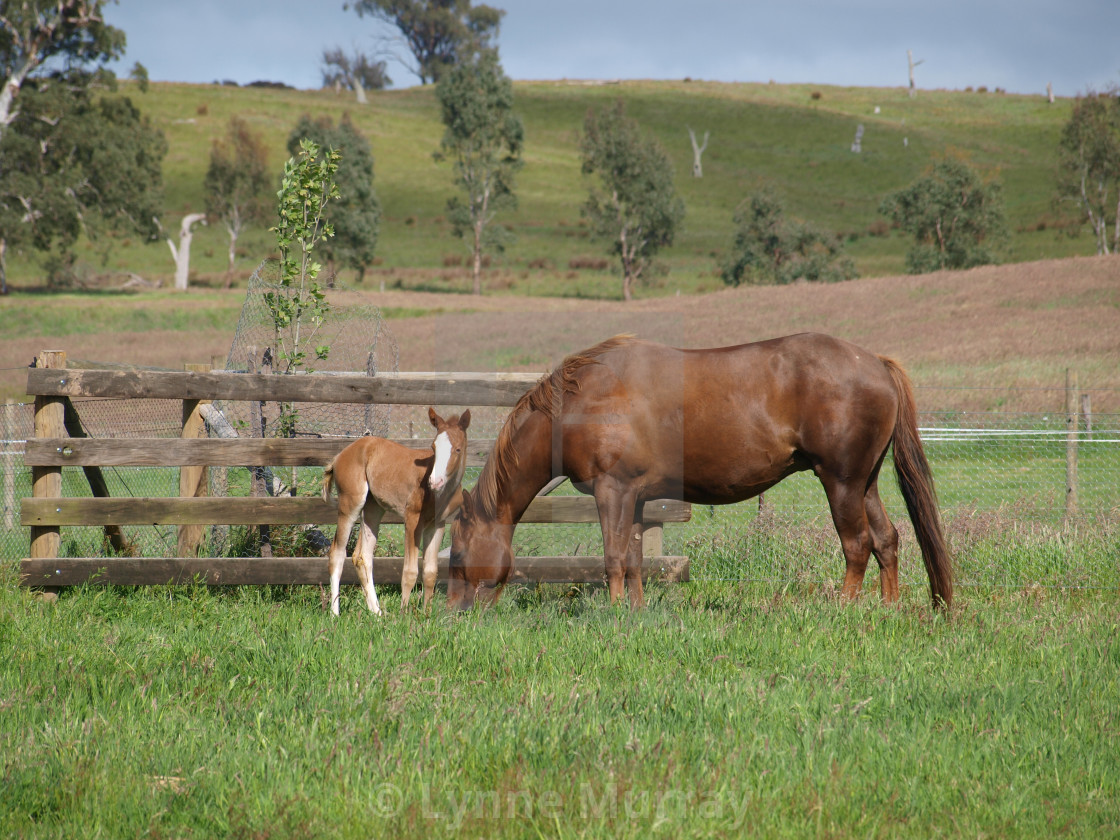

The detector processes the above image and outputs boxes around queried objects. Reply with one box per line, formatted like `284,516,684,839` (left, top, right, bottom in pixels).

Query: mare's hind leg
354,503,384,615
819,475,874,601
865,480,900,603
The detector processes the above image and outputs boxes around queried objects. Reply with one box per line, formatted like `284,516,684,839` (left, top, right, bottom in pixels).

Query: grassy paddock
2,79,1090,291
2,556,1118,839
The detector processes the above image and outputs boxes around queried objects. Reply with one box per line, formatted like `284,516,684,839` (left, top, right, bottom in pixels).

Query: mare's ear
428,406,441,428
458,408,471,431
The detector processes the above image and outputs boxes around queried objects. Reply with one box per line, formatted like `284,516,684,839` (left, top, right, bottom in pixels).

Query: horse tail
322,461,335,503
881,357,954,609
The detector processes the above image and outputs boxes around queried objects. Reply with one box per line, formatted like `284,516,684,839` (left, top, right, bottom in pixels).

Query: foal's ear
428,406,441,428
459,487,474,519
458,409,471,431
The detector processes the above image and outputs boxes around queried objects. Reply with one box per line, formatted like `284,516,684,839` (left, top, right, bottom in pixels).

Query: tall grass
2,552,1118,838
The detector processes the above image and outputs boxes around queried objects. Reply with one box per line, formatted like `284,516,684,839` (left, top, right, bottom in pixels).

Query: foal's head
427,407,471,492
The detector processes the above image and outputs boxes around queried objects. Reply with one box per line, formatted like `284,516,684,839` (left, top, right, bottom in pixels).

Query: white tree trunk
472,221,483,295
353,76,368,105
227,229,237,277
907,49,924,98
0,62,35,135
0,1,105,139
687,126,709,178
167,213,207,290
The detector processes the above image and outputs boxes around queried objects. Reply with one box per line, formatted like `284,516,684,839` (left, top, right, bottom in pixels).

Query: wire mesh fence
5,388,1118,590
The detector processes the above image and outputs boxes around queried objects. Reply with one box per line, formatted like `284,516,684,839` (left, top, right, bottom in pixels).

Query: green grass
2,79,1093,295
2,565,1118,839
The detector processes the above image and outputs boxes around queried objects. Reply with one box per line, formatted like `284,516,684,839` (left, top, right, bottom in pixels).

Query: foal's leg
400,513,423,610
864,480,901,603
355,503,384,615
595,479,641,607
328,492,365,616
819,474,874,601
421,524,445,612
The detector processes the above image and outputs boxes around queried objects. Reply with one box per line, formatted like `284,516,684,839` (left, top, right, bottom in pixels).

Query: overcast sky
105,1,1119,98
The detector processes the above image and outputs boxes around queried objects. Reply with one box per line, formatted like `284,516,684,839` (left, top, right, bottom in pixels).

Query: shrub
866,218,890,237
568,256,609,270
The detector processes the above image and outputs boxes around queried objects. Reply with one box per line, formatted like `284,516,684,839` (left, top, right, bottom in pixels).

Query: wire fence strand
5,388,1118,589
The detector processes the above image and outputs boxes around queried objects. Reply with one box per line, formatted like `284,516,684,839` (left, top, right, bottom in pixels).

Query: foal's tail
881,357,954,609
321,461,336,503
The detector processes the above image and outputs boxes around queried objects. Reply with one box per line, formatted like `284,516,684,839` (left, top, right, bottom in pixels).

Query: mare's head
447,489,511,610
427,407,470,492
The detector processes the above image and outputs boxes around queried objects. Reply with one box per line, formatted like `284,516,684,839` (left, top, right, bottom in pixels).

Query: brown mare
449,333,952,610
323,407,471,615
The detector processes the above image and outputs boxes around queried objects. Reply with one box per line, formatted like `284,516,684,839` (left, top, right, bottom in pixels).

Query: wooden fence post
30,351,65,571
1065,369,1079,526
177,363,211,557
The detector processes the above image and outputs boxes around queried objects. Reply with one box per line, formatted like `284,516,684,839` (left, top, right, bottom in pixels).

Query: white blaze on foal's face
430,431,452,491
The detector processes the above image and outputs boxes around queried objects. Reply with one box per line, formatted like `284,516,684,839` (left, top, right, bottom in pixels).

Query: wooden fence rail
21,353,691,590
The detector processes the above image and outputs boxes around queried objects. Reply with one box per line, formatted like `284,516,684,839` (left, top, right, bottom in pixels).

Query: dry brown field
5,255,1118,412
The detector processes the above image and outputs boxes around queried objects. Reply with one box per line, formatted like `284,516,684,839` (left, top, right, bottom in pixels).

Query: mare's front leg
420,524,445,612
594,478,643,608
355,503,384,615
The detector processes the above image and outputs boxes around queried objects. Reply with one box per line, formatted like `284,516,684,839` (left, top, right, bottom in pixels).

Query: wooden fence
20,351,690,589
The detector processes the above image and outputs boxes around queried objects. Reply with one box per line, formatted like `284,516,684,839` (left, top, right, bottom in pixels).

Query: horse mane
474,334,637,517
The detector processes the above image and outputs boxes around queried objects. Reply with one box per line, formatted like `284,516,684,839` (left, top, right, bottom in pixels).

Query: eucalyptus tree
205,116,273,284
879,159,1007,273
1057,90,1120,254
287,113,381,283
0,1,166,292
434,51,523,295
580,101,685,302
346,0,504,84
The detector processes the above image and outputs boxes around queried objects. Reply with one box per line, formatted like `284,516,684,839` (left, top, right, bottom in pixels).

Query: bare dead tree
321,46,391,103
687,126,709,178
157,213,207,291
907,49,924,99
851,123,864,153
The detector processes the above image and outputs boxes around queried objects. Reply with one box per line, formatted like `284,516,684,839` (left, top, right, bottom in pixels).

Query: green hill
6,78,1087,297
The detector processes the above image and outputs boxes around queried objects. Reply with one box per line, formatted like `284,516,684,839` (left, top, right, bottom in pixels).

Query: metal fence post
1065,368,1079,526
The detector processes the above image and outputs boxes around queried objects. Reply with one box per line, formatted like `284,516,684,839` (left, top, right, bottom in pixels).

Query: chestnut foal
322,407,471,615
